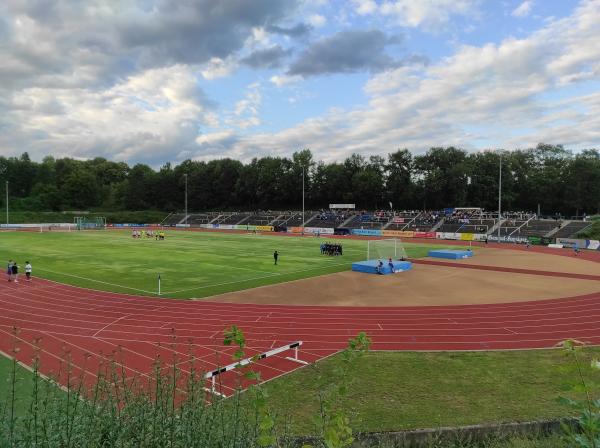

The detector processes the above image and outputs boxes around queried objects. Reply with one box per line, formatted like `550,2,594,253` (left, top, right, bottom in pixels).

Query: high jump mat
351,259,413,275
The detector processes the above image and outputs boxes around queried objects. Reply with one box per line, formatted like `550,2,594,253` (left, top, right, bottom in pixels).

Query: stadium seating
552,221,593,238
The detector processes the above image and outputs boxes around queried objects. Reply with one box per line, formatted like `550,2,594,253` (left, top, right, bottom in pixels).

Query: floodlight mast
497,152,502,239
184,173,188,226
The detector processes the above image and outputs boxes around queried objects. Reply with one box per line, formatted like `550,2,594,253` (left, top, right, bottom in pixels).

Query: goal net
366,238,408,261
74,216,106,230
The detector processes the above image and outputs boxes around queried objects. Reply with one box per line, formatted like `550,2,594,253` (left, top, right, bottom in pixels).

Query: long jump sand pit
212,247,600,307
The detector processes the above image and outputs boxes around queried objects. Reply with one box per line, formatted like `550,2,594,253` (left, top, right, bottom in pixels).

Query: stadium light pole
301,167,305,235
5,181,8,225
184,173,188,226
497,151,502,239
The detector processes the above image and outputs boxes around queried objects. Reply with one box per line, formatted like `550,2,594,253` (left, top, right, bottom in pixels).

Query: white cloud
200,57,237,80
352,0,378,15
512,1,534,18
308,14,327,27
270,74,302,86
196,0,600,162
377,0,479,29
1,65,211,163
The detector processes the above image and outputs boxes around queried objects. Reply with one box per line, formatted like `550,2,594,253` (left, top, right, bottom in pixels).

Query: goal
74,216,106,230
366,238,408,261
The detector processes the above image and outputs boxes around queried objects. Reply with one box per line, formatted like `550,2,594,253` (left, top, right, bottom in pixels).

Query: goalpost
366,238,408,261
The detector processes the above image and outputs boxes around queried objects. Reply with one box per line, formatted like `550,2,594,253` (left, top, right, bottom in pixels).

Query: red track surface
1,244,599,395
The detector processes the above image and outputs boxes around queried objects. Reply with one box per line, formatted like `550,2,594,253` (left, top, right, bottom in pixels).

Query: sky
0,0,599,167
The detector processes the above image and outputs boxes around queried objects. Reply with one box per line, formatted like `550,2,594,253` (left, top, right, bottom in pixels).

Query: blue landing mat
428,249,473,259
351,259,413,275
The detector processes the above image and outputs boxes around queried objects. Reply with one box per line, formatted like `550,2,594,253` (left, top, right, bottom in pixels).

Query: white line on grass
164,260,350,295
35,267,157,295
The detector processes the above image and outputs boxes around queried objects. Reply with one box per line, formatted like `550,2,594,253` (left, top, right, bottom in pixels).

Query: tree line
1,144,599,216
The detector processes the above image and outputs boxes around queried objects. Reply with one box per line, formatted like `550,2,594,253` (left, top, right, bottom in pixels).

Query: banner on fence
586,240,600,250
413,231,436,239
304,227,334,235
489,235,529,243
460,233,474,241
556,238,586,248
436,232,458,240
255,225,274,232
329,204,355,209
382,230,406,237
351,229,383,236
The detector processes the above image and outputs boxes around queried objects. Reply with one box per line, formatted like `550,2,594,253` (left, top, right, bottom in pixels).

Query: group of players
6,260,32,283
131,229,166,240
320,242,343,256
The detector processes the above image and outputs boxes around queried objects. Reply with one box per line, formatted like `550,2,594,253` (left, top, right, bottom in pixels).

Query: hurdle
204,341,307,397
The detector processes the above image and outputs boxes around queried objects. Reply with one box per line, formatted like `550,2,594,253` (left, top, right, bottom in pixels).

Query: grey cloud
0,0,300,89
266,23,312,37
287,30,404,76
240,45,292,69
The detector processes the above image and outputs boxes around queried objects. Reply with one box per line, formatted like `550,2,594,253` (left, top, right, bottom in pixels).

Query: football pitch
0,230,465,299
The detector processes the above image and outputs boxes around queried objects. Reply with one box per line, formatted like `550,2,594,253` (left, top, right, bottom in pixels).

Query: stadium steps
177,214,190,225
302,213,319,227
401,212,422,230
510,216,535,236
430,217,446,232
236,215,251,225
487,218,506,235
545,220,571,238
209,214,222,224
340,214,358,227
269,214,284,225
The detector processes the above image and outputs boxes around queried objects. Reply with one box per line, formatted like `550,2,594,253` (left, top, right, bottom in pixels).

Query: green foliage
578,219,600,240
559,339,600,447
1,144,599,213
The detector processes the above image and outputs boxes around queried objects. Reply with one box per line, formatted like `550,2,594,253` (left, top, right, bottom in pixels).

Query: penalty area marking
35,267,157,295
166,260,350,295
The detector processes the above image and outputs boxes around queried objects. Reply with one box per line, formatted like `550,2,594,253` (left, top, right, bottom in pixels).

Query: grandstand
385,211,422,230
246,213,281,226
304,210,353,228
214,212,249,225
552,220,593,238
158,209,594,245
186,213,218,225
343,211,392,229
517,220,562,238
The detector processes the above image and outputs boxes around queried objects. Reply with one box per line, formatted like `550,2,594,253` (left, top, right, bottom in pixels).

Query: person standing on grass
273,250,279,265
25,261,32,281
11,261,18,283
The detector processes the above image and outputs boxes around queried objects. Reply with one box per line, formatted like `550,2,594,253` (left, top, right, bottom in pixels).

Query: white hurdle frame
204,341,307,397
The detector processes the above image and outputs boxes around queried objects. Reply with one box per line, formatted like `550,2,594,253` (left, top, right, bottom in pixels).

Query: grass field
0,230,467,299
1,345,596,443
260,348,600,434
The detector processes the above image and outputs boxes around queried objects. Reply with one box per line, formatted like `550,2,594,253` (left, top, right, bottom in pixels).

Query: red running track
1,247,600,395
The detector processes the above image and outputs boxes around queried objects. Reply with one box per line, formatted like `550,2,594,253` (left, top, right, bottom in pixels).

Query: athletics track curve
1,244,599,395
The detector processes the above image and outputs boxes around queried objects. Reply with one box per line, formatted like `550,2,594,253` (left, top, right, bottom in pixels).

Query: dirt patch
211,262,600,307
450,247,600,275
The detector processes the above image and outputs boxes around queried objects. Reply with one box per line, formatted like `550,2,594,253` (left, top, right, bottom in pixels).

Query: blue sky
0,0,598,166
